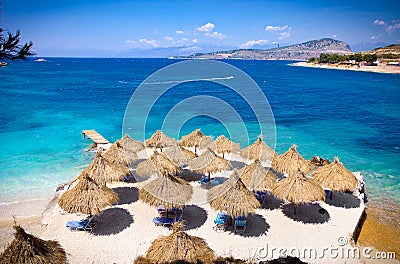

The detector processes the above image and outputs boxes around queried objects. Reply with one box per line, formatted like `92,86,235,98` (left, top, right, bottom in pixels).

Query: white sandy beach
291,62,400,74
0,148,371,263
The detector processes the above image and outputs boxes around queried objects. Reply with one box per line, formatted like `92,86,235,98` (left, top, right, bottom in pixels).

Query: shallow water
0,58,399,203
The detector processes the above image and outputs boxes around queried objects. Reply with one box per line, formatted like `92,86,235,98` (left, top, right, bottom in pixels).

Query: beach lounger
213,212,228,232
153,210,183,226
198,175,209,184
234,216,246,233
66,217,96,232
255,191,266,204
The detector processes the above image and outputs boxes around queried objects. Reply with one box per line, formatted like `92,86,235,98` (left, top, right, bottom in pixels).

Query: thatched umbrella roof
272,169,325,205
180,129,207,154
120,134,145,153
215,135,240,158
272,144,312,175
240,135,276,162
139,175,193,209
312,157,358,193
103,141,138,167
188,149,231,175
83,150,130,185
144,222,216,264
136,151,179,177
199,136,216,152
164,144,196,164
239,160,277,192
207,171,260,218
145,130,176,150
58,174,118,215
0,225,67,264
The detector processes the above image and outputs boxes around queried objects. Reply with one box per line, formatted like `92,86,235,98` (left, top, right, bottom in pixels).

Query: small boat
0,61,8,67
34,58,47,62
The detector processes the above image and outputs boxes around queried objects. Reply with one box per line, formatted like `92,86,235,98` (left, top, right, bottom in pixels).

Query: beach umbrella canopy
0,225,67,264
240,135,276,162
199,136,216,152
120,134,145,153
215,135,240,158
145,130,176,151
272,169,325,206
312,157,358,194
272,144,312,175
58,174,118,215
139,175,193,209
103,141,138,167
188,149,231,178
180,129,206,154
207,171,260,218
239,160,277,192
164,144,196,164
83,150,130,185
144,222,216,264
136,151,179,177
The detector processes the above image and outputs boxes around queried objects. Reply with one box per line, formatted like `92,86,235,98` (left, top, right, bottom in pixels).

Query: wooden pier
82,130,110,145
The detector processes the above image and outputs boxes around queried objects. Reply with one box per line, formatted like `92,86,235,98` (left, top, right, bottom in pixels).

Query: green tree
0,3,34,61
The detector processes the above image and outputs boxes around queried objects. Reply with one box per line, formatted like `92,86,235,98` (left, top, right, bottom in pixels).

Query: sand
291,62,400,74
0,148,397,263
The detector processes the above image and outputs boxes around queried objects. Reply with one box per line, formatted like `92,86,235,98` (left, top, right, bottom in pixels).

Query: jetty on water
82,130,111,150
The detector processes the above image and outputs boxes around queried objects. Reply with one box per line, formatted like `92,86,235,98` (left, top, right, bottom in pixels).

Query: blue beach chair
198,175,209,184
234,216,246,233
213,212,228,232
66,217,96,232
153,210,183,226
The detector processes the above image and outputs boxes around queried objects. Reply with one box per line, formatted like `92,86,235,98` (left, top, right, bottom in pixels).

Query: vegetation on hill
308,53,378,64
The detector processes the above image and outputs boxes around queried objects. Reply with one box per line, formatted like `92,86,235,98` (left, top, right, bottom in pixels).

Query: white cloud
180,37,188,42
125,40,135,44
164,36,174,42
205,31,226,39
278,31,291,40
373,19,385,26
176,30,185,34
196,22,215,32
332,34,337,38
192,38,198,43
240,39,268,48
139,38,159,47
387,22,400,33
265,25,289,32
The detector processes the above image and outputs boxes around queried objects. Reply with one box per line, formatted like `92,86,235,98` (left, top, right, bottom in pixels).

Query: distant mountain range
174,38,353,60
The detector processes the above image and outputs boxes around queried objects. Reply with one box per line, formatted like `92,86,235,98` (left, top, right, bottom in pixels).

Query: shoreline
291,61,400,74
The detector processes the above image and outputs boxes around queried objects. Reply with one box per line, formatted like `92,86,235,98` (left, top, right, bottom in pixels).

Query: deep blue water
0,58,399,203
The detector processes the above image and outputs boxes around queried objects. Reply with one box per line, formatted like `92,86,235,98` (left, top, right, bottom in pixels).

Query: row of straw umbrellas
1,129,359,264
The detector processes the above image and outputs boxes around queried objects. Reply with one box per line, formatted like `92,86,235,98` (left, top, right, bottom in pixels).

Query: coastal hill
363,44,400,62
175,38,352,60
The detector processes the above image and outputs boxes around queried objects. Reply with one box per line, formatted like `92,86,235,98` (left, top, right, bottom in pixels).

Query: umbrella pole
293,204,297,215
208,172,211,182
194,146,197,155
222,152,225,159
329,190,333,200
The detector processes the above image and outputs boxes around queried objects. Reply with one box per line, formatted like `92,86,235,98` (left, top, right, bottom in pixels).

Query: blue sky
1,0,399,56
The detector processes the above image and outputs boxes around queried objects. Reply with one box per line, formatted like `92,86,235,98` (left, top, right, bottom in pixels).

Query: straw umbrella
0,225,67,264
239,160,277,192
272,144,312,175
199,136,216,152
145,130,176,152
180,129,206,155
215,135,240,158
164,144,196,165
120,134,145,153
312,157,358,199
103,141,138,167
188,149,231,182
272,169,325,214
144,222,216,264
58,174,118,215
136,151,179,177
207,171,260,218
83,150,130,185
139,175,193,209
240,135,276,162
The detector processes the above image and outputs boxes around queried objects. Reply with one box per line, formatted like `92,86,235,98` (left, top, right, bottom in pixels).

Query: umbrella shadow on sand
113,187,139,205
182,205,208,230
262,193,285,210
282,203,330,224
230,160,246,170
178,170,203,182
92,207,133,236
235,213,270,237
325,191,361,208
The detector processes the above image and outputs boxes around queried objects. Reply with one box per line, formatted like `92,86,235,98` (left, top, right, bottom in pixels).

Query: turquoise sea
0,58,399,204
